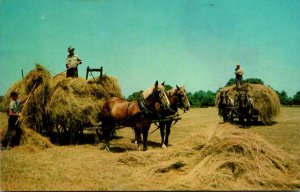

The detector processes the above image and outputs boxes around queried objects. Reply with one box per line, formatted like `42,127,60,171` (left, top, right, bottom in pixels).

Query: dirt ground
1,107,300,190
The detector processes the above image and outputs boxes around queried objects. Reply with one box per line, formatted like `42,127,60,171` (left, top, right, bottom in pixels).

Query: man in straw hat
1,91,22,150
235,63,244,88
66,46,82,78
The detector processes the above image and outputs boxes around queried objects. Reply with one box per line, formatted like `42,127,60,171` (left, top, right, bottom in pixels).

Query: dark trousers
66,67,78,78
1,116,22,148
236,75,243,88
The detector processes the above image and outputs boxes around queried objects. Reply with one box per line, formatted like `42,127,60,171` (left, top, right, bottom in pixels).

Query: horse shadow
147,140,164,148
106,146,135,153
102,140,164,153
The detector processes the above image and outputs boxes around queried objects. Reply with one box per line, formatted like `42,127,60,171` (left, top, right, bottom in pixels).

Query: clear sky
1,0,300,97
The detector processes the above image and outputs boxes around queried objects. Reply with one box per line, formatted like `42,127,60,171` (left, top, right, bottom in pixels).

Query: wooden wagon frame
83,113,182,141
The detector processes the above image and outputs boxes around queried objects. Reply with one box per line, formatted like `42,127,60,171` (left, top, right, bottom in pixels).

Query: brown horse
217,90,235,122
159,85,190,148
100,81,170,151
235,91,254,127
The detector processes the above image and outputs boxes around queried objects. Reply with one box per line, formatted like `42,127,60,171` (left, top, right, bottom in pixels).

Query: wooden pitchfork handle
53,69,67,78
15,83,37,125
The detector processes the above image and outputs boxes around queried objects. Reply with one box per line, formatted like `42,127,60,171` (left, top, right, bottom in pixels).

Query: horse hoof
102,144,110,152
137,146,143,151
162,144,167,149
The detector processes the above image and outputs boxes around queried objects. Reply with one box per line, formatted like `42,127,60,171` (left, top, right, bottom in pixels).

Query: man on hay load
66,46,82,78
235,63,244,89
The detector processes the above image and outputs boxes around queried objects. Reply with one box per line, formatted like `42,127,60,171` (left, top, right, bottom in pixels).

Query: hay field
1,107,300,190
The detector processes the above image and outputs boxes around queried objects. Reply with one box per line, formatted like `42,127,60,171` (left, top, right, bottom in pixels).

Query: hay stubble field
1,107,300,190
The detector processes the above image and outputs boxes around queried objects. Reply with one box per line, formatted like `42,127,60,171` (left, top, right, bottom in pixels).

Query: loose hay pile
172,125,300,190
114,124,299,190
216,83,281,124
1,64,122,146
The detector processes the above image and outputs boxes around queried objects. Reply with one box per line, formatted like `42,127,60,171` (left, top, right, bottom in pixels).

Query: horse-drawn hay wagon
216,83,280,126
2,64,189,150
1,64,123,145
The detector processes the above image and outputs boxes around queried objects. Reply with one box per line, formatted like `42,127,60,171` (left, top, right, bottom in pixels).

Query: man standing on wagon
66,46,82,78
235,63,244,89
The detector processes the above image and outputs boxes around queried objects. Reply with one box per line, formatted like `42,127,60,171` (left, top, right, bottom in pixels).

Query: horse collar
137,93,154,116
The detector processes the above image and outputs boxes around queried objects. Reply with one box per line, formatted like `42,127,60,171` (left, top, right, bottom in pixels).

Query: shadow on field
108,146,134,153
219,120,277,128
147,140,163,148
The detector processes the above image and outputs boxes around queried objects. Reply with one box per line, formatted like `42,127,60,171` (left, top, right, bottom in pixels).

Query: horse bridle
153,88,169,111
175,90,189,112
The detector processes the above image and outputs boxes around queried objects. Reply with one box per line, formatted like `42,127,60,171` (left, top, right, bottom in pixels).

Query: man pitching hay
66,46,82,78
1,91,23,150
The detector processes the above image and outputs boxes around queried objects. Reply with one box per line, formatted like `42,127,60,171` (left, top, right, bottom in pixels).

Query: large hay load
216,83,280,125
1,64,123,146
46,73,122,144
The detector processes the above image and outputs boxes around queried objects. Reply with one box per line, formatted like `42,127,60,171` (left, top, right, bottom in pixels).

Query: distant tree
276,90,293,105
127,91,142,101
245,78,264,85
225,77,264,87
188,90,215,107
164,84,173,92
293,91,300,105
225,78,236,87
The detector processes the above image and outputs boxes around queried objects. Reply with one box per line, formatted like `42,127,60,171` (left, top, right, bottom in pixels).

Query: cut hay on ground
1,64,123,146
216,83,281,124
18,126,54,151
113,124,299,190
163,125,299,190
174,125,300,190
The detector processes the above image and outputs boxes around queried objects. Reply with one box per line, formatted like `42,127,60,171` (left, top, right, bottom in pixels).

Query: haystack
1,64,51,132
216,83,280,125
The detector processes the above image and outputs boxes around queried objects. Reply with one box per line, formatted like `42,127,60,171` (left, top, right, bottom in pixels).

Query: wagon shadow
219,120,277,128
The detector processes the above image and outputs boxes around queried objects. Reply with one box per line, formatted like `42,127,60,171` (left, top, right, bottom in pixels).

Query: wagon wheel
56,124,65,144
252,116,258,123
95,128,104,142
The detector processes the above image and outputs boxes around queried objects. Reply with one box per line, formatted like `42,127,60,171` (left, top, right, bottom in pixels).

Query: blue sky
1,0,300,97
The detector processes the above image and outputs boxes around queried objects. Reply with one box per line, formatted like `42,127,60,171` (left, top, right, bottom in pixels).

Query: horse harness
137,92,162,118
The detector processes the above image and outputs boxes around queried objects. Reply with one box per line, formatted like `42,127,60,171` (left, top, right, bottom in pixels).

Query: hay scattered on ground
18,126,54,152
216,83,281,124
180,129,292,189
114,124,299,190
174,125,299,190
